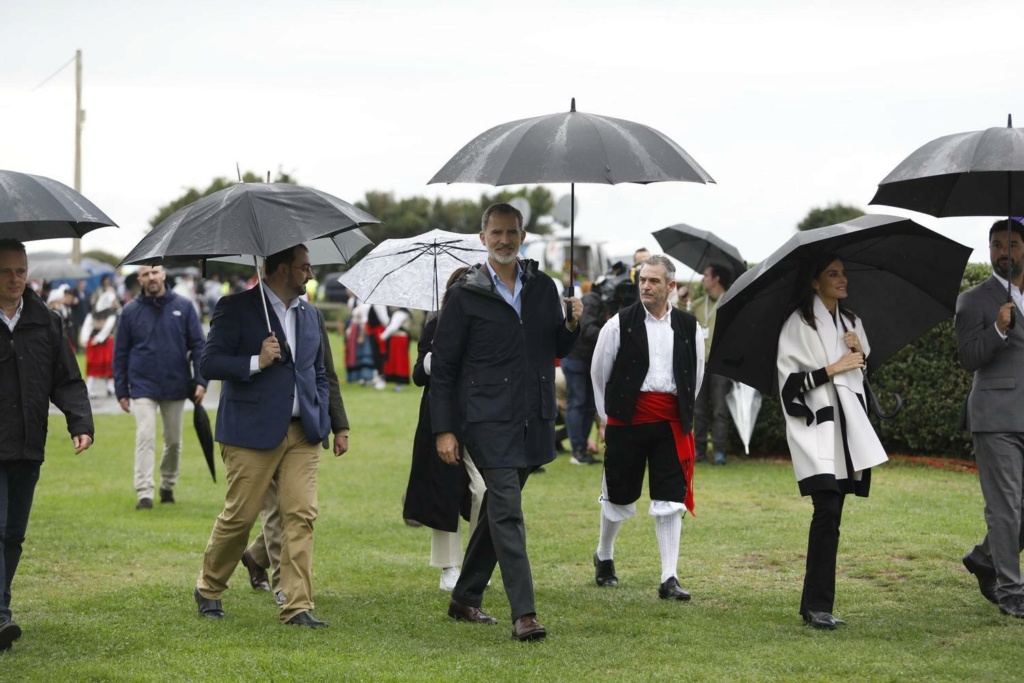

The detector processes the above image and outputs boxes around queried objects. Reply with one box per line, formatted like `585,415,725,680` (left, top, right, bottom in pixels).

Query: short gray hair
480,202,524,232
640,254,675,282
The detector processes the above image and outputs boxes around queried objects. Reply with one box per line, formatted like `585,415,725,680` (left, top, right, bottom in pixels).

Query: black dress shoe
963,554,999,605
511,614,547,641
999,594,1024,618
802,610,846,630
448,598,498,624
593,553,618,587
0,619,22,651
658,577,691,601
240,549,271,591
285,611,328,628
193,587,225,619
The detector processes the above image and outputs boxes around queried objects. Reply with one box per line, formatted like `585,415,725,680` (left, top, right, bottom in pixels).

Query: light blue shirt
485,260,524,318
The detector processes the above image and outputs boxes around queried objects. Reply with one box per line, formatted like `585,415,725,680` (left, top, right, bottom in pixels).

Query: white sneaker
374,378,386,391
439,566,460,591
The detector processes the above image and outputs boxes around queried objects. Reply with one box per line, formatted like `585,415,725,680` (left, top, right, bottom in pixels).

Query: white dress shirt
250,283,302,417
591,305,705,424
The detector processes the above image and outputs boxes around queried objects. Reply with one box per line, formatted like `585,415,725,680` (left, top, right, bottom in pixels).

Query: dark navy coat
429,260,579,469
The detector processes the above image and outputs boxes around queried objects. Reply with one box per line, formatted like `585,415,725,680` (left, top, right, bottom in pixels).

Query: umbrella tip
235,162,242,182
570,97,576,113
1009,113,1014,128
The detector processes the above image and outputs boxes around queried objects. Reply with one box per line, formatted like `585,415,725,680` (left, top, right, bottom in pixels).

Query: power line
30,54,76,92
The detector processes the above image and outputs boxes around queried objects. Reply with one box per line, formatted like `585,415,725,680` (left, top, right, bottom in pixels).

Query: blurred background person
79,287,119,398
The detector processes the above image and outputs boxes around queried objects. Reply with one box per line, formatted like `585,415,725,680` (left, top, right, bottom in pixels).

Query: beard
992,257,1023,279
488,246,518,266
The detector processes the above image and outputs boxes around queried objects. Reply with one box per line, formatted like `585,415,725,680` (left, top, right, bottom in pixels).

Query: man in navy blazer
193,244,331,628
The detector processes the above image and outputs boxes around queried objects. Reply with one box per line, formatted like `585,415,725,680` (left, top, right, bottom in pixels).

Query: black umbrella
192,400,216,482
429,98,715,317
652,223,746,279
709,215,972,396
120,182,379,332
870,116,1024,323
0,169,118,241
28,259,92,281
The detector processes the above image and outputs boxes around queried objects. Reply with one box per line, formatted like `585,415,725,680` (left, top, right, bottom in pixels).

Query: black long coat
429,260,579,469
402,316,470,531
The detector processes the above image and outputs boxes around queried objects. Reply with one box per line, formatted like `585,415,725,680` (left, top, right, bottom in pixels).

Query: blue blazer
201,286,329,450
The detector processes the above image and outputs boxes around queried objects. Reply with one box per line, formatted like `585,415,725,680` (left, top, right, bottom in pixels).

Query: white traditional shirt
591,304,705,424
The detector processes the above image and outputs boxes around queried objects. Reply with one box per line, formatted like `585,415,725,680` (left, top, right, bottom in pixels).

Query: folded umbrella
725,382,761,455
339,229,487,311
652,223,746,279
192,400,216,482
0,169,118,241
709,215,972,395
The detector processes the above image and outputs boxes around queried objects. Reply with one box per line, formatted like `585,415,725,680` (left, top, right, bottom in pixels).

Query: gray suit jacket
956,275,1024,433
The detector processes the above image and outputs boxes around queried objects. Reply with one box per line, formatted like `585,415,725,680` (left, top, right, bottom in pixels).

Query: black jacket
403,316,470,530
429,259,579,468
0,288,93,461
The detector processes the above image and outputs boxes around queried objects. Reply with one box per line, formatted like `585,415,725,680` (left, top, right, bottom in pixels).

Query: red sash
608,392,696,515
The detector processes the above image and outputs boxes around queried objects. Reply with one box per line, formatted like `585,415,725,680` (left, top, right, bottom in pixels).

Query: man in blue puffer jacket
113,264,207,510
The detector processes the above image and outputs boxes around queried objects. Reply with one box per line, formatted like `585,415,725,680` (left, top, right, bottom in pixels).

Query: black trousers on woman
800,490,846,616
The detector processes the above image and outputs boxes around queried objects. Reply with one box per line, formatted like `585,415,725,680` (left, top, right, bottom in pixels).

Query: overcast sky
2,0,1021,277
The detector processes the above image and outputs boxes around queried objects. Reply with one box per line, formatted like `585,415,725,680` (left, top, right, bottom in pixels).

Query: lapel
251,287,292,364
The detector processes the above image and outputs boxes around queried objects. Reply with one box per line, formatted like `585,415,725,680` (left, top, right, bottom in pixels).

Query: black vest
604,302,698,431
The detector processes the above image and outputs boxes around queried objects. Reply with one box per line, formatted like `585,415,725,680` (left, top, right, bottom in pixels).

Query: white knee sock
597,515,623,562
654,511,682,583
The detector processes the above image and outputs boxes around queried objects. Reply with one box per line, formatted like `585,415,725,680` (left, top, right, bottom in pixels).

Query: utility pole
72,48,84,264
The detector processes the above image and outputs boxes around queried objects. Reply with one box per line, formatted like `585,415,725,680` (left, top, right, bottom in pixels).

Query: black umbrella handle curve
863,376,903,420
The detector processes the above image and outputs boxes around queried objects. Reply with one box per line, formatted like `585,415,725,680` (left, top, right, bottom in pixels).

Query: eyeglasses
0,268,28,279
290,264,314,275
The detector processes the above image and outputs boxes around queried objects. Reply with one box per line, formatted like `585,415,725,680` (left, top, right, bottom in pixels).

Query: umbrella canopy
339,229,487,311
0,169,118,241
652,223,746,279
211,230,373,268
709,215,972,395
725,382,762,455
428,98,714,308
29,259,91,281
120,182,379,265
870,119,1024,217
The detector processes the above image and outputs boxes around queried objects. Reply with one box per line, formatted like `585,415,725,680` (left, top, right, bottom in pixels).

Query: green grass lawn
5,366,1021,681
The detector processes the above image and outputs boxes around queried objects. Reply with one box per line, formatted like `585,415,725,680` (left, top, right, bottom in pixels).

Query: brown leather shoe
511,614,547,641
447,598,498,625
240,549,271,591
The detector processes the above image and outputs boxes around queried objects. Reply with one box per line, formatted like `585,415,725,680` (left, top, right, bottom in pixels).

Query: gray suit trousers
452,466,534,621
968,432,1024,601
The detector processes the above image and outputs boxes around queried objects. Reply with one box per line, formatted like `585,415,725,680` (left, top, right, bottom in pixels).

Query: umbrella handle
566,300,575,324
864,376,903,420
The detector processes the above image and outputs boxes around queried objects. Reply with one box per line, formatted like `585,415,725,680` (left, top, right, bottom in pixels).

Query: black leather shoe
593,553,618,587
511,614,547,641
159,488,175,504
963,554,999,605
658,577,691,601
285,611,328,628
448,598,498,624
802,610,846,630
0,619,22,651
240,549,271,591
999,594,1024,619
135,498,153,510
193,587,225,619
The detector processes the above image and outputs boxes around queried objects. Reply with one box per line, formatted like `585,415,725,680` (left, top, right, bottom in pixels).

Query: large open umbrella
339,229,486,311
429,98,715,317
652,223,746,279
870,116,1024,322
120,182,379,332
29,259,91,281
0,169,118,241
709,215,972,395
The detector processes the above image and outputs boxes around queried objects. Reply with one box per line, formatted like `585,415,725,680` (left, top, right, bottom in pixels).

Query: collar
643,303,672,323
992,272,1023,294
262,282,300,311
484,259,523,285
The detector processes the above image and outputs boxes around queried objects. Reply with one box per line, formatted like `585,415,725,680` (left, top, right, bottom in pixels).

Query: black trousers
0,460,41,620
452,466,534,621
800,489,846,616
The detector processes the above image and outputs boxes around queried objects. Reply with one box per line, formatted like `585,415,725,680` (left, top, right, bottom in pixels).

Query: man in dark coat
0,239,94,653
430,203,582,641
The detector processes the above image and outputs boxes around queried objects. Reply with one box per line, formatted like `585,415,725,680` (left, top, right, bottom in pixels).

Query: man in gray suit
956,217,1024,619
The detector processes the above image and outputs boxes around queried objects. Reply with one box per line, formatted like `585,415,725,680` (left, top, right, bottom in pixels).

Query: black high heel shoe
802,610,847,630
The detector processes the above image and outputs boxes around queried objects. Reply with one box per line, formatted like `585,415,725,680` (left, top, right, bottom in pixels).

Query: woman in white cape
776,255,888,631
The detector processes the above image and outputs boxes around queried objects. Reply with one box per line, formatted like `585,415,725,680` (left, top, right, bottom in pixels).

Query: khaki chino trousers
197,422,320,622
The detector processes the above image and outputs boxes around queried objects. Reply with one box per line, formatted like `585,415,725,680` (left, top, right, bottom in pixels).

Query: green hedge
734,262,992,459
